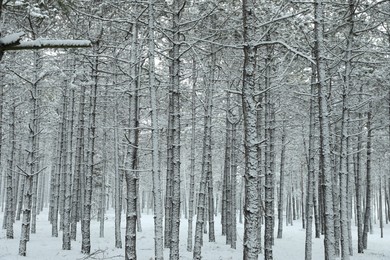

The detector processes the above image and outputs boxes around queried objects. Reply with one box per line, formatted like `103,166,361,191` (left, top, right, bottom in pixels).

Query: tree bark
314,0,336,259
187,58,197,252
305,63,317,260
148,1,164,257
242,1,259,259
362,101,372,250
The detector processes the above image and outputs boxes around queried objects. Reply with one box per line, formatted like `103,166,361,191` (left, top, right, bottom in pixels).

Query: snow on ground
1,209,389,259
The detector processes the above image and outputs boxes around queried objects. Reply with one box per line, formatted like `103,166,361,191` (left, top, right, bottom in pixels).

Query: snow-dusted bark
113,104,122,249
71,83,86,241
193,60,216,259
264,49,275,260
314,0,336,259
338,2,356,256
125,9,140,258
355,104,364,253
230,118,239,249
100,87,108,239
19,50,41,256
5,99,16,239
187,58,197,253
63,87,75,250
363,101,372,250
242,0,259,259
222,92,232,240
0,38,91,51
0,80,3,207
277,118,287,240
305,63,317,260
81,42,99,254
338,85,350,260
168,1,183,259
148,1,164,257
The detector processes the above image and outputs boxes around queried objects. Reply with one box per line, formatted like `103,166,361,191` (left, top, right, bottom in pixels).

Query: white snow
1,209,390,259
0,32,25,46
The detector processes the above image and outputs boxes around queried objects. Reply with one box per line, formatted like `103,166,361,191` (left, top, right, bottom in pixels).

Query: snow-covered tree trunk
222,92,232,240
193,118,208,260
242,0,259,259
345,115,353,256
168,1,183,259
338,84,350,260
16,156,26,222
277,118,287,239
12,113,21,220
305,64,317,260
113,103,122,249
19,50,41,256
63,87,75,250
256,90,263,254
125,9,140,258
187,58,197,253
100,86,108,238
81,42,99,254
0,78,3,206
148,1,164,257
5,98,16,239
355,103,364,253
230,118,239,249
363,101,372,250
314,0,336,259
338,3,356,255
264,50,275,260
71,83,86,241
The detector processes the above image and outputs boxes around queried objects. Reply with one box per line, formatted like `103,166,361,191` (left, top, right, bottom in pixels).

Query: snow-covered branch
0,39,91,51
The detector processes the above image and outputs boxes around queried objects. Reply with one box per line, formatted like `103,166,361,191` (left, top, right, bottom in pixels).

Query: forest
0,0,390,260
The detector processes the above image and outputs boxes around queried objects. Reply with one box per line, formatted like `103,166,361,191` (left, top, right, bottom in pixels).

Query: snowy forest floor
1,209,390,259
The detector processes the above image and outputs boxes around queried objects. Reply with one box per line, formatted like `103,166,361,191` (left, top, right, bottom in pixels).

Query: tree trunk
168,2,183,259
277,118,287,239
314,1,336,259
114,103,122,248
148,2,164,257
19,51,41,256
363,101,372,250
305,63,317,260
62,84,72,250
187,58,197,252
71,82,86,241
81,42,99,254
242,1,259,258
5,98,16,239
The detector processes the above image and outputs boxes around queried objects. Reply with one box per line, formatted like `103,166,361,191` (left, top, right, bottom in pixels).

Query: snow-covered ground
1,209,389,259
